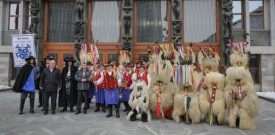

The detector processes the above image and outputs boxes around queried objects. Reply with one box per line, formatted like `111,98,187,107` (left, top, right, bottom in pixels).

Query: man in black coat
40,60,61,115
12,56,38,115
38,56,53,108
58,56,78,112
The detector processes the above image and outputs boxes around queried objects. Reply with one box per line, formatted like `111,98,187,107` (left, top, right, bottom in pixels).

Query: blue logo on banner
15,44,32,59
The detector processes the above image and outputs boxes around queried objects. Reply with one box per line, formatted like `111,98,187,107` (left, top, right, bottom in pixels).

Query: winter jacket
40,67,61,92
75,68,91,91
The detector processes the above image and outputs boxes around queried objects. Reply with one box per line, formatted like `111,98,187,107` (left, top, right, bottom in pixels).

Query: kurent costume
40,63,61,115
12,56,38,115
58,57,78,112
224,42,259,130
199,72,225,125
97,61,120,118
93,61,106,113
74,61,91,114
127,80,151,122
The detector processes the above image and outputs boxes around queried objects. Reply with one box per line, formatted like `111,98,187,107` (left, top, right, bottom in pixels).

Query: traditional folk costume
131,62,151,90
97,61,121,118
93,61,106,113
121,63,133,113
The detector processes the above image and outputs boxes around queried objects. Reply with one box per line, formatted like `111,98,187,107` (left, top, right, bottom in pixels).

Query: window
249,54,260,84
233,0,243,29
9,3,20,30
138,54,149,62
184,0,216,43
47,2,75,42
108,54,119,64
91,1,122,43
249,0,264,29
137,0,168,42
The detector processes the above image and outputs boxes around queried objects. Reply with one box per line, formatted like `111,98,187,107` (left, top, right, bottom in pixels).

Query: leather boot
30,98,35,114
101,104,106,113
60,107,67,112
19,98,25,115
106,105,113,118
123,102,128,112
115,105,120,118
94,103,100,112
70,107,74,113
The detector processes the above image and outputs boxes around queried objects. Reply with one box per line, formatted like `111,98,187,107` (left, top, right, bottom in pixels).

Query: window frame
249,0,264,30
232,0,245,30
88,0,124,45
133,0,172,46
8,2,20,30
248,54,260,84
135,0,170,43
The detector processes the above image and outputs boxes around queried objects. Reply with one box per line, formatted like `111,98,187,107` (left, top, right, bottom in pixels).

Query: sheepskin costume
196,47,220,92
127,80,151,122
199,72,225,125
224,67,259,130
229,53,254,84
202,57,219,73
172,84,201,124
148,70,176,119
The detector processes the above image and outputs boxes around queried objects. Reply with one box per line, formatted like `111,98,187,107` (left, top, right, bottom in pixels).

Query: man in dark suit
40,60,61,115
38,56,53,108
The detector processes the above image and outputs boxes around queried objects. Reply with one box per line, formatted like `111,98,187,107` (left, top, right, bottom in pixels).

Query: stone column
172,0,182,47
221,0,233,73
0,0,3,45
122,0,133,53
244,0,250,50
74,0,86,63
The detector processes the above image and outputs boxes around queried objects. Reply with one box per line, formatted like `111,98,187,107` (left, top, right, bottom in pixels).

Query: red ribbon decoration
237,84,243,100
198,79,204,91
156,85,162,118
210,83,217,106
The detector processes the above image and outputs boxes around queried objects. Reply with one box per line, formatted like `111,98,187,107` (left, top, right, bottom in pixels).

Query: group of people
12,55,150,118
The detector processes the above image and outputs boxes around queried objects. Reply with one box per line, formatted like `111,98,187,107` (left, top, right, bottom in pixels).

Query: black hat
104,61,113,67
44,55,54,60
125,63,133,67
25,56,36,61
87,61,93,65
96,60,100,64
137,62,145,68
82,60,88,65
135,57,143,64
64,56,76,62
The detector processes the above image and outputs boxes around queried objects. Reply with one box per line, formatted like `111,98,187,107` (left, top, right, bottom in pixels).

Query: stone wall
0,53,12,86
260,54,275,92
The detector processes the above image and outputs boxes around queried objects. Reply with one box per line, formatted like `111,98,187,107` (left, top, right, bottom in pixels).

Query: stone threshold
258,95,275,103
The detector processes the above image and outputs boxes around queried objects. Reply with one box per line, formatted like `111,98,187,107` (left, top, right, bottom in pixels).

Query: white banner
12,34,36,67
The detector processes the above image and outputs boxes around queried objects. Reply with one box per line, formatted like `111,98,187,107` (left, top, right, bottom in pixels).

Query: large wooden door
44,43,123,68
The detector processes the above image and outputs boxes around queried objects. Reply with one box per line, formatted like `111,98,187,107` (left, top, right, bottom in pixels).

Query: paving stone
0,91,274,135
